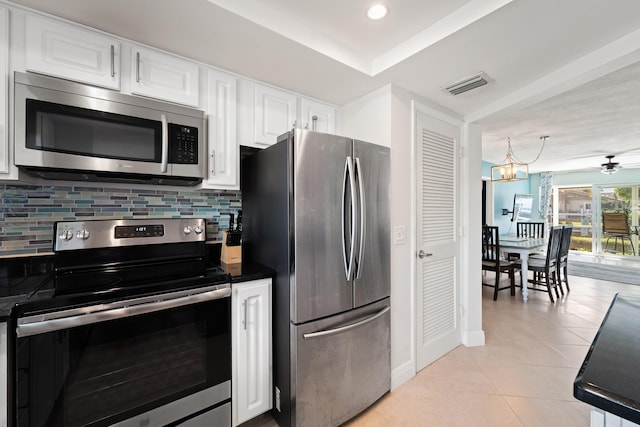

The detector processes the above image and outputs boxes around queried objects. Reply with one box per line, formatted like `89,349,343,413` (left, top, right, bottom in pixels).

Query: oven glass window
25,99,162,162
15,298,230,427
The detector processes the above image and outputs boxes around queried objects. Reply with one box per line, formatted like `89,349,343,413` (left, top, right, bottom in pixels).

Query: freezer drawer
292,298,390,427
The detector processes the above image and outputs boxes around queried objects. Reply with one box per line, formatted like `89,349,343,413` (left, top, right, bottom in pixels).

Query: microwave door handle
160,114,168,173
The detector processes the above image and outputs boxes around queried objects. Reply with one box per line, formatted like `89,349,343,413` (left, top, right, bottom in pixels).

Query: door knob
418,250,432,259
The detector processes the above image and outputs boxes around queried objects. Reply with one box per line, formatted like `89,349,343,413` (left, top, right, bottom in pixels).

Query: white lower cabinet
590,408,640,427
0,323,7,427
232,278,272,426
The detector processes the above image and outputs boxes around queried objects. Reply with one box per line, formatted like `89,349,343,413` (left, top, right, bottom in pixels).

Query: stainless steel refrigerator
242,129,390,427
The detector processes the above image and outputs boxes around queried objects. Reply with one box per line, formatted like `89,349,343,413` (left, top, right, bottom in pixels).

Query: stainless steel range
11,218,232,427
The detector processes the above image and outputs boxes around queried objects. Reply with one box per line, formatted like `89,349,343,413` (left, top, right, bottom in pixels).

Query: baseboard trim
391,360,414,390
462,330,485,347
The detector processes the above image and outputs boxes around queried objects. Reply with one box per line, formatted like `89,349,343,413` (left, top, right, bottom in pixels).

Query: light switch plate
394,226,407,245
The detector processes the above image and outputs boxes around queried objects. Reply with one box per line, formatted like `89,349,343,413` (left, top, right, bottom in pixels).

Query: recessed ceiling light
367,4,388,20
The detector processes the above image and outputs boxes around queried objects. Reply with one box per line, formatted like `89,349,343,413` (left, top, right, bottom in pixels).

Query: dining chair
517,221,545,238
556,224,573,294
507,221,545,261
482,225,520,300
525,225,562,302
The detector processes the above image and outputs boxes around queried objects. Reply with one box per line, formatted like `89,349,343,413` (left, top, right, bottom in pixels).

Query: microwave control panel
169,124,198,164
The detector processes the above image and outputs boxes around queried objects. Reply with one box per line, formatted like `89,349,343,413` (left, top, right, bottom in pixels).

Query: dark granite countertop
223,261,274,283
574,294,640,424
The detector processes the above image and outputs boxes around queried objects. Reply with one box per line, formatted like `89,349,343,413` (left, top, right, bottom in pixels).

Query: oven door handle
16,287,231,337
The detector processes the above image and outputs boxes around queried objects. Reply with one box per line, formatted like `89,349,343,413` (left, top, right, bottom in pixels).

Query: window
555,185,639,257
557,187,592,252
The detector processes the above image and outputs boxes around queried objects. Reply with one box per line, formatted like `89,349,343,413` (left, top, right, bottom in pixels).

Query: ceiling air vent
442,72,494,95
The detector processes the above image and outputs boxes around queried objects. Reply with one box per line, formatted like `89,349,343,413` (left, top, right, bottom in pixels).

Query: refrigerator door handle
302,306,390,340
341,157,349,280
342,156,357,281
355,157,366,279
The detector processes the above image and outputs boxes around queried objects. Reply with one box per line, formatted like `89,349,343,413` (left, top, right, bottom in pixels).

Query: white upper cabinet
253,83,298,147
240,81,338,148
203,68,238,189
0,6,9,177
299,98,336,134
130,45,199,107
24,14,120,90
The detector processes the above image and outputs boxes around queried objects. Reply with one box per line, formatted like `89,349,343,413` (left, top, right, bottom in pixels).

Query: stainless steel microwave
14,72,205,186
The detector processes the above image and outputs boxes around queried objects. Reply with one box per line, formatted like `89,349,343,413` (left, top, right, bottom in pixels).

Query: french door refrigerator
242,129,390,427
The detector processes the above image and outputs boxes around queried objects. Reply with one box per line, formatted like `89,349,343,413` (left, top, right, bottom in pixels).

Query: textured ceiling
481,61,640,173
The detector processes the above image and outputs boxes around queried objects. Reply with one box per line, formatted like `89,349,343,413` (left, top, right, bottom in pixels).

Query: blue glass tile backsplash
0,184,241,256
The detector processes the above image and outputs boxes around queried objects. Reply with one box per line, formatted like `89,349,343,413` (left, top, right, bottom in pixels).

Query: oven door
13,285,231,427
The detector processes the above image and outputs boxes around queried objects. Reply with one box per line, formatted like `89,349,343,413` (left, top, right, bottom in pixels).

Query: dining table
499,236,547,302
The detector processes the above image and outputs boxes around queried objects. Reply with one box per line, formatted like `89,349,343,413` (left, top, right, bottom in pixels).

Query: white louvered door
416,111,460,371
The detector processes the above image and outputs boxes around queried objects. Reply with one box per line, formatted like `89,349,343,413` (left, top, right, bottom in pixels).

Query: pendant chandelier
491,136,548,182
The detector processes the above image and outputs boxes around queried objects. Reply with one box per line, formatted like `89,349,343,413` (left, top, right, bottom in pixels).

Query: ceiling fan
565,148,640,173
601,155,620,174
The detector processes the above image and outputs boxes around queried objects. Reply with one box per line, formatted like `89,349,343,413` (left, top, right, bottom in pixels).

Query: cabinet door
24,14,120,89
254,83,297,147
299,97,336,134
0,323,6,427
130,46,199,107
203,69,238,189
232,279,272,426
0,7,7,175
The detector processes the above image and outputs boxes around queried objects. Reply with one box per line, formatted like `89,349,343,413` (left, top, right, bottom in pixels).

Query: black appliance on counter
10,218,231,427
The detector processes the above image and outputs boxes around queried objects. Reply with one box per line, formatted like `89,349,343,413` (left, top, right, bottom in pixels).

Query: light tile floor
245,274,640,426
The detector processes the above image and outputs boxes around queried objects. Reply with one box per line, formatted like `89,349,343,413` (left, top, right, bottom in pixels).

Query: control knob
59,230,73,241
183,226,192,235
76,229,91,240
194,226,203,235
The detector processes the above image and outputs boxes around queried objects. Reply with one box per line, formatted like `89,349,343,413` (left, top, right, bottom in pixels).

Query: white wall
461,123,485,346
553,169,640,186
339,85,391,147
388,86,416,387
340,84,484,390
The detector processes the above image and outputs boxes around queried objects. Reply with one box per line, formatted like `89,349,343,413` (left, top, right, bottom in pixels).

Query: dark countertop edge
0,259,274,322
228,261,274,284
573,293,640,424
574,381,640,424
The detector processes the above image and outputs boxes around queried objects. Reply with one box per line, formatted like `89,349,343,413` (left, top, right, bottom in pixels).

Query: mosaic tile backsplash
0,183,241,256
